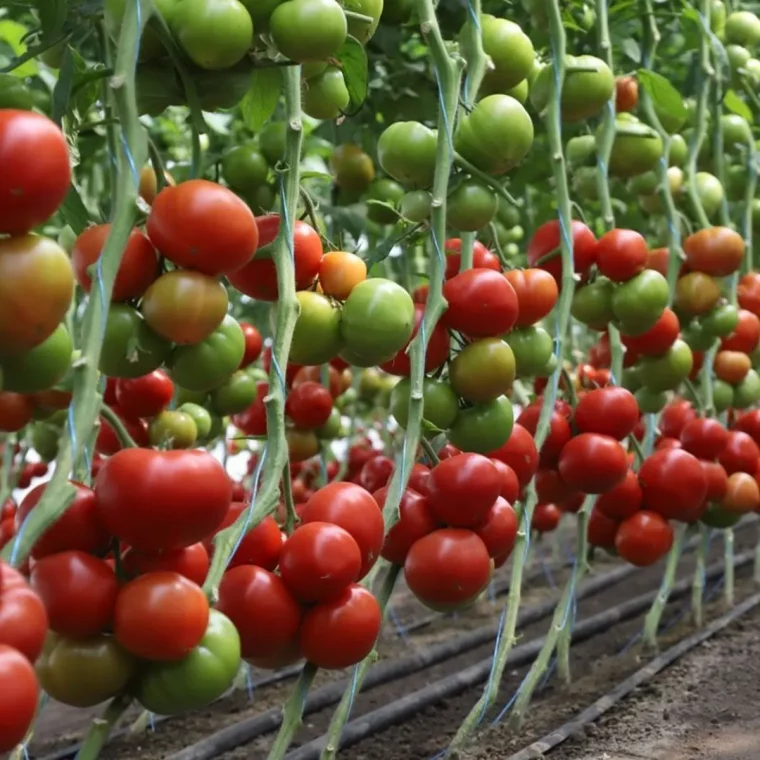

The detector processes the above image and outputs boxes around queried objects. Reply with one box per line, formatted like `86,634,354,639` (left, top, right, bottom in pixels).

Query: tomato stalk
741,134,758,276
1,0,151,567
593,0,615,232
458,231,475,272
100,404,139,449
266,663,319,760
459,0,486,109
76,694,132,760
203,65,303,603
724,527,735,607
691,523,711,626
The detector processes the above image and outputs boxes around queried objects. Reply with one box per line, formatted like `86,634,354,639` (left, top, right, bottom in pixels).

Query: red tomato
504,268,559,327
489,424,539,487
638,448,707,523
596,469,642,520
573,387,639,441
239,322,264,367
408,462,432,495
738,272,760,316
114,571,209,661
285,381,333,429
527,219,597,286
444,239,500,279
532,503,562,533
95,406,149,455
620,307,680,356
17,481,109,560
719,431,760,475
232,382,268,436
94,449,232,552
279,522,361,603
518,404,572,467
358,455,394,493
734,409,760,447
615,511,673,566
147,179,258,275
595,228,647,283
0,110,70,235
0,644,39,752
217,565,302,667
438,443,463,460
587,505,620,548
121,543,210,585
210,506,282,571
722,309,760,353
490,458,520,503
475,497,518,559
227,216,322,300
380,303,450,376
72,225,159,302
0,561,48,663
427,453,501,528
680,417,729,461
404,528,492,610
31,551,117,639
299,583,381,669
114,370,174,419
300,482,384,579
558,434,628,494
701,460,728,503
535,467,578,505
378,487,439,565
442,269,519,337
291,364,346,399
660,399,698,439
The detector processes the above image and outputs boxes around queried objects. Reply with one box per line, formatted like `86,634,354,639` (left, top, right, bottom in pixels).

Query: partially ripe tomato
721,472,760,514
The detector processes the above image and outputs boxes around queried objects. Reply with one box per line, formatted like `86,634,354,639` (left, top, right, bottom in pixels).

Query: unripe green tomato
211,370,258,415
712,379,735,412
496,196,521,227
288,291,344,365
105,0,178,60
399,190,431,222
721,113,752,152
504,325,554,376
534,351,558,378
175,387,208,406
629,171,659,196
206,412,226,440
0,324,73,393
478,219,509,250
606,115,664,179
681,321,717,352
149,410,198,449
733,368,760,408
505,79,529,104
381,0,411,23
378,121,437,189
448,395,513,454
343,0,383,43
702,302,739,338
302,66,349,120
504,225,524,243
390,377,459,430
366,178,405,225
446,180,498,232
572,167,600,201
270,0,347,62
566,135,597,168
317,407,342,439
239,0,283,31
711,0,727,38
727,43,751,75
669,134,688,167
571,278,615,330
622,365,642,392
0,74,33,110
744,58,760,87
691,171,725,220
31,422,60,462
178,402,213,439
331,144,375,193
478,15,535,91
243,183,276,215
635,386,668,414
725,10,760,48
504,242,520,258
222,142,269,194
358,368,382,401
612,269,670,336
259,122,287,167
638,339,693,392
449,338,516,403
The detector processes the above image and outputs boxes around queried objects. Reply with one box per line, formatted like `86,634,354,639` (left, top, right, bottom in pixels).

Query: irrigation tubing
507,589,760,760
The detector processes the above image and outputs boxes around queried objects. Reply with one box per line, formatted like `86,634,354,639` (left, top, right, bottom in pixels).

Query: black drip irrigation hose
508,588,760,760
280,549,755,760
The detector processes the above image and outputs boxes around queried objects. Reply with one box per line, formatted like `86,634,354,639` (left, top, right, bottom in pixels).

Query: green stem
754,528,760,584
75,695,132,760
343,10,374,23
282,463,298,535
453,154,520,207
204,66,303,603
266,664,319,760
608,324,624,388
710,65,730,229
419,435,440,465
2,0,151,567
724,527,735,608
459,231,476,272
742,135,758,275
0,436,16,509
459,0,487,107
691,524,710,627
700,343,718,417
100,404,138,449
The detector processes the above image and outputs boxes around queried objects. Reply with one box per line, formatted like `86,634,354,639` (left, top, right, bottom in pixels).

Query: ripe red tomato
300,482,384,579
380,303,450,376
227,216,322,301
0,561,48,663
279,522,361,603
719,431,760,475
595,228,647,283
95,449,232,552
18,481,109,560
518,404,572,467
573,387,639,441
620,307,680,355
285,381,333,429
210,507,282,571
408,462,432,495
114,571,209,661
0,110,70,235
239,323,264,367
147,179,259,276
489,423,539,487
217,565,301,667
527,219,597,286
615,511,673,566
734,409,760,446
490,458,520,503
680,417,729,460
721,309,760,353
358,455,394,492
658,399,697,440
474,496,518,559
31,551,117,639
587,505,620,548
558,433,628,494
0,644,39,752
121,543,210,585
114,370,174,419
532,503,562,533
638,448,707,522
404,528,492,610
72,225,159,302
427,454,501,528
232,381,268,436
535,467,578,505
443,238,500,279
378,487,438,565
701,460,728,503
504,268,559,327
299,583,381,669
442,269,519,337
595,468,642,520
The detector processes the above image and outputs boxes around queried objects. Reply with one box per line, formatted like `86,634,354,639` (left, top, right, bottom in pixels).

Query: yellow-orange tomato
721,472,760,514
287,428,320,462
674,271,722,316
683,227,745,278
318,251,367,301
714,350,752,384
139,165,176,207
615,76,639,112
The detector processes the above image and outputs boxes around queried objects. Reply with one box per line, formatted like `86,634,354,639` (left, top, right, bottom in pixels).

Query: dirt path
549,603,760,760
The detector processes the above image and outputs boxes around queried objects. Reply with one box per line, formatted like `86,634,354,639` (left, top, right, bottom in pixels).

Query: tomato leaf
724,89,754,124
337,36,368,109
37,0,68,45
0,19,39,77
59,185,91,235
621,38,641,63
51,46,75,125
240,67,282,133
636,69,688,127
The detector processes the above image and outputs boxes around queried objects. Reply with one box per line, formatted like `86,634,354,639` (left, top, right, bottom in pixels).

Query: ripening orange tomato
318,251,367,300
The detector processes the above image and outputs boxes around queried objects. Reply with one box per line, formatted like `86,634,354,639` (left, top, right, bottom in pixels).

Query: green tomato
712,378,735,412
448,395,514,454
100,305,172,379
711,0,727,38
378,122,437,189
454,94,534,176
702,303,739,338
725,10,760,48
366,178,405,225
638,339,694,392
149,410,198,449
0,324,73,393
496,196,521,227
390,377,459,431
447,180,498,232
701,503,742,529
317,407,343,439
37,633,137,708
572,167,600,202
477,15,535,91
0,74,33,110
259,122,287,167
622,365,642,392
175,387,209,406
135,610,241,716
505,79,529,104
669,134,688,167
505,326,554,377
206,412,226,441
655,94,687,135
690,172,725,220
611,270,669,335
168,315,246,392
340,278,415,366
681,321,718,352
635,386,668,414
289,291,344,365
343,0,382,43
566,135,597,168
628,171,659,196
105,0,178,60
243,183,276,215
721,114,752,153
302,66,349,120
239,0,284,31
31,421,61,462
222,142,269,193
571,278,615,330
178,402,213,439
744,58,760,88
172,0,253,69
478,219,510,250
733,368,760,408
606,115,664,179
399,190,432,222
381,0,411,23
449,339,516,403
270,0,347,63
530,55,614,123
210,370,258,415
727,43,751,75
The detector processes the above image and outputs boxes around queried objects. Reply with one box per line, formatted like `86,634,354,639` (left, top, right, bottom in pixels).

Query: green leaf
621,38,641,63
240,67,282,133
59,185,91,235
0,20,39,77
37,0,68,45
724,89,754,123
337,36,368,108
51,46,75,125
70,48,105,116
636,69,688,127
